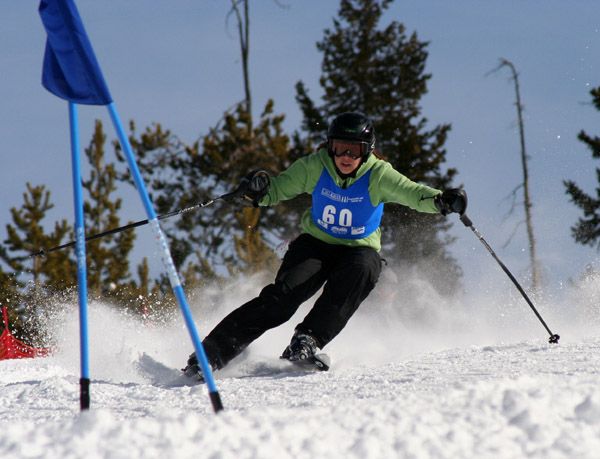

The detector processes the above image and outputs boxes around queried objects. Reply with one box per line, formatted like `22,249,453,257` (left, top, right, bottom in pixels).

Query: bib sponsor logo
317,218,329,229
351,226,366,236
331,226,349,234
321,187,364,204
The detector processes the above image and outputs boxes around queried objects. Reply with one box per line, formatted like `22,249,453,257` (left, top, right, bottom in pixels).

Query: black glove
434,188,467,216
236,170,270,207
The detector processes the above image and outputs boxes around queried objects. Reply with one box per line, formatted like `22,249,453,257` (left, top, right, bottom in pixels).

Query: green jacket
259,148,442,252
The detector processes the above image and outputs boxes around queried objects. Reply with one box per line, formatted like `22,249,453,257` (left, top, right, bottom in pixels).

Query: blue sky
1,0,599,297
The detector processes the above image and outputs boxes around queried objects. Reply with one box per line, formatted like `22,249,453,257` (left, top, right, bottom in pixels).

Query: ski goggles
329,139,368,160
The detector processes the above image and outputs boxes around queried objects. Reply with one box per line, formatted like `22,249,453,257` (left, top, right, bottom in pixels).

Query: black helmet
327,112,376,159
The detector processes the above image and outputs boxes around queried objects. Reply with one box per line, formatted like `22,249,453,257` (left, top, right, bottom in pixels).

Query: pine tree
1,183,75,343
118,102,294,277
564,86,600,249
199,100,295,274
111,1,302,278
0,251,21,311
294,0,461,293
82,120,153,312
113,121,220,280
2,183,75,292
0,259,27,342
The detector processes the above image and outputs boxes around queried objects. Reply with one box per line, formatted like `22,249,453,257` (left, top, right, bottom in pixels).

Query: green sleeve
369,160,441,213
258,153,324,206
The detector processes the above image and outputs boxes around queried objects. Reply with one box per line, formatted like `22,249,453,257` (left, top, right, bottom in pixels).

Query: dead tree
489,58,541,292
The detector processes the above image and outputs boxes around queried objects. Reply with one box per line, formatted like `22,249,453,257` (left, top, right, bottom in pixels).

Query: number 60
322,205,352,227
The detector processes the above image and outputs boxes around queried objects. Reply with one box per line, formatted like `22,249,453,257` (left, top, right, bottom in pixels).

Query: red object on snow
0,306,50,360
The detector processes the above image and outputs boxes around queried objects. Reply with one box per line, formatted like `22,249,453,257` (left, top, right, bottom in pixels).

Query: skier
184,112,466,378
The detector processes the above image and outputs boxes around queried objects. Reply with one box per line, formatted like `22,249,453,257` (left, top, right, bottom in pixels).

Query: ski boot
182,352,207,383
280,332,330,371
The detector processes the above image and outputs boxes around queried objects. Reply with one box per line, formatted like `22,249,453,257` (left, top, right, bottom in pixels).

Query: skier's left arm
371,162,442,213
371,163,467,215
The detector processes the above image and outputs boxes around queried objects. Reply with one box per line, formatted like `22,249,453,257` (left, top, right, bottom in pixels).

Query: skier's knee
254,283,295,321
259,282,289,300
344,252,382,284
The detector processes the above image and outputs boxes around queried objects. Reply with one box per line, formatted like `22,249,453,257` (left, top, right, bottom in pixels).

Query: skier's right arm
258,154,322,206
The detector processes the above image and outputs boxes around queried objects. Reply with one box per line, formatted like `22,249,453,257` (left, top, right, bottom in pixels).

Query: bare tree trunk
230,0,252,124
496,58,541,292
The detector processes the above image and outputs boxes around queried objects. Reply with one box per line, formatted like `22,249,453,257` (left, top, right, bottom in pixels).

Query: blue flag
39,0,112,105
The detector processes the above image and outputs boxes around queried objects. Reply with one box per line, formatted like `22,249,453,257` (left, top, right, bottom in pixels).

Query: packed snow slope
1,270,599,459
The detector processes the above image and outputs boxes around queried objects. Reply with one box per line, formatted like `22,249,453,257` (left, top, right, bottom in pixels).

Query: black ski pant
202,233,382,369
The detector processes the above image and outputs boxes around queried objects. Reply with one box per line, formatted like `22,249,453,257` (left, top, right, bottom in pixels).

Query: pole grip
460,213,473,227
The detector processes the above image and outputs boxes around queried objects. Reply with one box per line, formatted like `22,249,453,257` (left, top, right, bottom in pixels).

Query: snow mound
2,271,599,458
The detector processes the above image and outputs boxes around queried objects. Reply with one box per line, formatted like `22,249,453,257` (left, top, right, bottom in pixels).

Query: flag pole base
209,391,224,413
80,377,90,410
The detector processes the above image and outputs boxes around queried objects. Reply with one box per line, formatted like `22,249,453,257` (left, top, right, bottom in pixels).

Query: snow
1,271,600,459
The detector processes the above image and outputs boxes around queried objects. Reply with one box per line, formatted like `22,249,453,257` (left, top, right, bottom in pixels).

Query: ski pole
30,190,241,258
459,213,560,344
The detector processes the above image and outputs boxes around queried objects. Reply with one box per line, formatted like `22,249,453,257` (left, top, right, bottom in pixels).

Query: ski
137,353,331,388
136,353,205,387
280,353,330,372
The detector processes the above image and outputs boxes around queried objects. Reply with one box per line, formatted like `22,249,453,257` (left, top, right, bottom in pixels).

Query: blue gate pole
68,102,90,411
106,102,223,412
